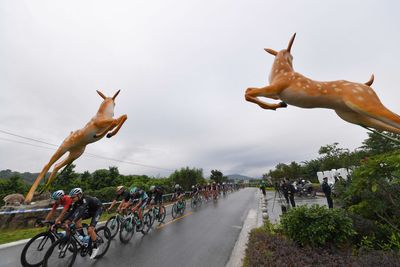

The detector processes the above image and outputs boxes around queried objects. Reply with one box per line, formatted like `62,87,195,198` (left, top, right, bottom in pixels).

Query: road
0,188,259,267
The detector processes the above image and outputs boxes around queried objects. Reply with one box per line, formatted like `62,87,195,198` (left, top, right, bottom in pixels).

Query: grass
0,212,116,245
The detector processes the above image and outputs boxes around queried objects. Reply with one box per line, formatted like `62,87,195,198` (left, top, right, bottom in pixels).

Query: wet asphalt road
0,189,329,267
0,188,258,267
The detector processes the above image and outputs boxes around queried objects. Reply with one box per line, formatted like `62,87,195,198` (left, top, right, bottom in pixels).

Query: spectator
281,179,296,208
322,177,333,209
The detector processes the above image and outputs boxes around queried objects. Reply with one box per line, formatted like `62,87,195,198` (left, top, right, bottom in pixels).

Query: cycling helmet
130,187,137,194
191,185,195,189
52,190,65,200
149,185,155,192
175,184,180,189
116,185,124,192
69,188,83,196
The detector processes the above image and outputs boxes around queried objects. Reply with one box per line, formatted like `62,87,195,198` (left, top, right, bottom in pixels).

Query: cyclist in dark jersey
129,187,149,225
148,185,164,218
64,188,103,259
45,190,73,226
107,185,131,213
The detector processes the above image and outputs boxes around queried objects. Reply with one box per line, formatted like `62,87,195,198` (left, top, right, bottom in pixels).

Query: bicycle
171,199,186,219
190,194,202,209
20,220,64,267
105,210,126,239
150,205,166,223
119,209,152,243
43,222,111,267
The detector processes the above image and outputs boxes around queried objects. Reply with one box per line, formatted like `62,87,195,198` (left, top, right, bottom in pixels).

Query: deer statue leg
43,146,86,189
343,99,400,133
106,114,127,138
25,147,68,203
93,119,118,138
335,110,400,134
245,85,287,110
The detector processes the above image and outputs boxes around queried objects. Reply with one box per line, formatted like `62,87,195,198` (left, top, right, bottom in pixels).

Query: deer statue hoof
280,102,288,108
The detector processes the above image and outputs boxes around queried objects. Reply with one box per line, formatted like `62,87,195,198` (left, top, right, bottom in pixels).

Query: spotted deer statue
25,90,127,204
245,33,400,135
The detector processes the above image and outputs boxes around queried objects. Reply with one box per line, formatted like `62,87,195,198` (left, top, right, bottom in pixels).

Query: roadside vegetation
244,130,400,266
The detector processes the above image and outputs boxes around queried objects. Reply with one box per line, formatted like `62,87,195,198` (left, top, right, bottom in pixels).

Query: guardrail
0,192,182,215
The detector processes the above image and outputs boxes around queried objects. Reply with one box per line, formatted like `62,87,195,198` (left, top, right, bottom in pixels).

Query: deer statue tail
365,74,374,86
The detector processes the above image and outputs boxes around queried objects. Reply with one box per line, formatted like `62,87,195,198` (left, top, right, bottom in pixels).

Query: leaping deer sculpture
25,90,127,203
245,33,400,135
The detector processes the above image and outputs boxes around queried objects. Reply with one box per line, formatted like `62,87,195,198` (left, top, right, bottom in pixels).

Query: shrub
280,204,356,248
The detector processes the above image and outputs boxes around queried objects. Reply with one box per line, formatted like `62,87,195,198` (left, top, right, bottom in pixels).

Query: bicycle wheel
92,226,111,259
119,216,135,244
158,206,166,223
171,204,178,219
21,231,55,267
43,237,77,267
190,198,197,209
180,200,186,215
105,215,120,239
141,213,152,235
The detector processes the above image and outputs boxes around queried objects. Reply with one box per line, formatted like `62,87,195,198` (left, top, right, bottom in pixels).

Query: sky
0,0,399,179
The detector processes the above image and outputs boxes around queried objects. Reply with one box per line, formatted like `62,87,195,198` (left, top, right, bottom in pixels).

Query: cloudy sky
0,0,399,179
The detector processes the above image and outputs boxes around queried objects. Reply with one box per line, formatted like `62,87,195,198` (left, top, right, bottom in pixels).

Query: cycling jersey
66,196,103,227
113,190,131,202
131,189,149,209
51,195,72,213
149,186,164,205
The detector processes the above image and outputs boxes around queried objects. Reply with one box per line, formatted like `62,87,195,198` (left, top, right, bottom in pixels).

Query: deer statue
25,90,127,204
245,33,400,135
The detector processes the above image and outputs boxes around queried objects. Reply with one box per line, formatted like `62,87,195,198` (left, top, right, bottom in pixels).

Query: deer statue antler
245,33,400,134
24,90,128,204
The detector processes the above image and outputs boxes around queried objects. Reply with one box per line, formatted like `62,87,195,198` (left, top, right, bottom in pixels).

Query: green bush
280,204,356,248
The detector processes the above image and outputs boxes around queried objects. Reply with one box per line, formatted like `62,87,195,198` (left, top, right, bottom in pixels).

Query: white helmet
150,185,156,191
116,185,124,192
69,187,83,196
175,184,180,189
52,190,65,200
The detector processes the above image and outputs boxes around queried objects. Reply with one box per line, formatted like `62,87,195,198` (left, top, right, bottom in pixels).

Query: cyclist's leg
88,208,102,242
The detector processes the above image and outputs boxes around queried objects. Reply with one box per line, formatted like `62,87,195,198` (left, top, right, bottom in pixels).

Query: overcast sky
0,0,399,179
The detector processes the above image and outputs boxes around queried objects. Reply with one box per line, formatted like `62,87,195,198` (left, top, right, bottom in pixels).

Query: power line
0,129,174,172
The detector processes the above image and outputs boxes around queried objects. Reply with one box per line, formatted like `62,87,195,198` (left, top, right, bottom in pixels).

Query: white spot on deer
291,73,295,76
296,82,302,87
344,83,351,86
355,86,364,92
332,84,337,87
316,83,322,87
334,88,342,92
322,89,328,94
306,85,309,88
368,89,374,95
284,72,288,76
275,69,278,73
357,96,364,101
352,89,359,93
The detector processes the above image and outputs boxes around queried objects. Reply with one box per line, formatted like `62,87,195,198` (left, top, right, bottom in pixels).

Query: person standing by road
322,177,333,209
280,179,296,208
259,180,267,197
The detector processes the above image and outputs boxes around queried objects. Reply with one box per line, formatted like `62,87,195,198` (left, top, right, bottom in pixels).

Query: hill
227,174,258,181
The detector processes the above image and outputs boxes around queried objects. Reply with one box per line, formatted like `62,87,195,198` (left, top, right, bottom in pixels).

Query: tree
361,131,400,155
210,169,228,184
169,167,204,191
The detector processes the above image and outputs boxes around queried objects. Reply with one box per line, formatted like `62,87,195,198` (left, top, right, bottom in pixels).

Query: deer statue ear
287,33,296,53
96,90,106,99
264,48,278,56
112,90,121,100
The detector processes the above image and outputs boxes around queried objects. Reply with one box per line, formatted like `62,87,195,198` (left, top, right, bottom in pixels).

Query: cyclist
129,187,149,226
64,188,103,260
148,185,164,218
172,184,185,202
211,182,218,199
107,185,131,213
44,190,72,226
